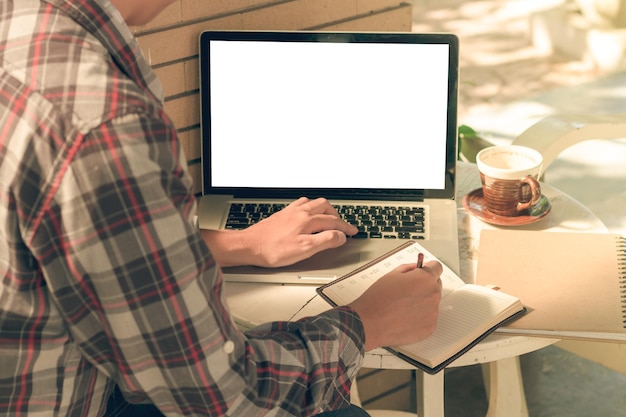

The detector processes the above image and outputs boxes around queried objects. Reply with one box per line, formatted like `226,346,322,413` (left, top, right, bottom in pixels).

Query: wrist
349,303,381,352
200,228,259,267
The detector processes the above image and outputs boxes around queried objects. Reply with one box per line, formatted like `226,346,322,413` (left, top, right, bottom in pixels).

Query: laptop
197,30,460,284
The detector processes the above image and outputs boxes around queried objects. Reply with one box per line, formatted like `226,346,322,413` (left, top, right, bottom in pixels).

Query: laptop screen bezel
199,30,459,201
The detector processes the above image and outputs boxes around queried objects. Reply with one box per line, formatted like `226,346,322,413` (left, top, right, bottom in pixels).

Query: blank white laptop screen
200,31,459,201
207,38,450,191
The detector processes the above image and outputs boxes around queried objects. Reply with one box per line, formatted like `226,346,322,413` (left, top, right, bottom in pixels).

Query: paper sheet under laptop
197,31,461,284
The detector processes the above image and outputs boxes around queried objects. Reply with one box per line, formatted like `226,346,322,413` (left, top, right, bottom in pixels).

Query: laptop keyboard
224,203,426,239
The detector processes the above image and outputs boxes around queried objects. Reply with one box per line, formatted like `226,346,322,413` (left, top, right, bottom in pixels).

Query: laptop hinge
230,189,426,202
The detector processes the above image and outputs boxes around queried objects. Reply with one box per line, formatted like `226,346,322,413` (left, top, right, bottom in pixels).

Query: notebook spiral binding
618,236,626,327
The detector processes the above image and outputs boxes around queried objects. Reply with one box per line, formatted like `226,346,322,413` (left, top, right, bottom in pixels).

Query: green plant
457,124,494,163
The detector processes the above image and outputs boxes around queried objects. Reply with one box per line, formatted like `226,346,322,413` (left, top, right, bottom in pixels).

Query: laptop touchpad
222,243,362,277
288,244,362,271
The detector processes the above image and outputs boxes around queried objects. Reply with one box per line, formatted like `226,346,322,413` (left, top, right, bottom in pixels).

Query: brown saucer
462,188,551,226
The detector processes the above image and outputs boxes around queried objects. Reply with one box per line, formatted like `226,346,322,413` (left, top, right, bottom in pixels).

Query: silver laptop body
197,30,460,284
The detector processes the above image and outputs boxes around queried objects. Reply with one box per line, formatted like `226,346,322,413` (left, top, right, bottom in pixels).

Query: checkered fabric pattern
0,1,364,415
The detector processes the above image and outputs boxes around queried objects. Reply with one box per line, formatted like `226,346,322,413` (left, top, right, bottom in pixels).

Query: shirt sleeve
33,112,365,416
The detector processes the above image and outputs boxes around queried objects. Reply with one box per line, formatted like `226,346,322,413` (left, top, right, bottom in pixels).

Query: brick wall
132,0,413,194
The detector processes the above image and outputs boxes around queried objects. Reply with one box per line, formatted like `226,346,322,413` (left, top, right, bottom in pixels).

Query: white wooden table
224,162,607,417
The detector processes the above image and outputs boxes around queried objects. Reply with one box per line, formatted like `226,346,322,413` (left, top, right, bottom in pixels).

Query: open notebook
197,31,461,283
317,240,525,374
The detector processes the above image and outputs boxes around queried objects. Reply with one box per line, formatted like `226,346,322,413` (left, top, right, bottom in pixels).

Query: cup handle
517,175,541,212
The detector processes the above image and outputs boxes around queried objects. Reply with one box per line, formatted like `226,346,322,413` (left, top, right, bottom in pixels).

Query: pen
416,252,424,269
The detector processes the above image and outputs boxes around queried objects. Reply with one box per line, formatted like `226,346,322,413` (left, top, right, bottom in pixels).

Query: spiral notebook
476,230,626,342
317,240,525,374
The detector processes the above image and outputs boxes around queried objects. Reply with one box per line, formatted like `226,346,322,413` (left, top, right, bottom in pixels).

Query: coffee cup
476,145,543,217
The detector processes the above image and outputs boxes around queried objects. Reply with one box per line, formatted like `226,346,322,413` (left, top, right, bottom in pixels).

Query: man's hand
348,260,443,351
201,197,358,267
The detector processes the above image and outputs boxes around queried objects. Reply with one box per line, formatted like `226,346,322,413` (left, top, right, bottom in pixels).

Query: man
0,1,443,416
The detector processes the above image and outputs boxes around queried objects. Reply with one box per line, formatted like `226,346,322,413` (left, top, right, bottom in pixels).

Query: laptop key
396,226,425,234
350,232,368,239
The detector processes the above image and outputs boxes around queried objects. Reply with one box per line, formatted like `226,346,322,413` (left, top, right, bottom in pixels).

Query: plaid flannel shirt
0,1,364,415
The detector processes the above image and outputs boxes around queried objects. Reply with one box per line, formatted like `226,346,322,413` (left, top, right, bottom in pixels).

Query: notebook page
320,241,465,306
393,284,521,365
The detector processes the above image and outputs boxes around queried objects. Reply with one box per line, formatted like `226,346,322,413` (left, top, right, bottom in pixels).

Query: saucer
462,188,551,226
